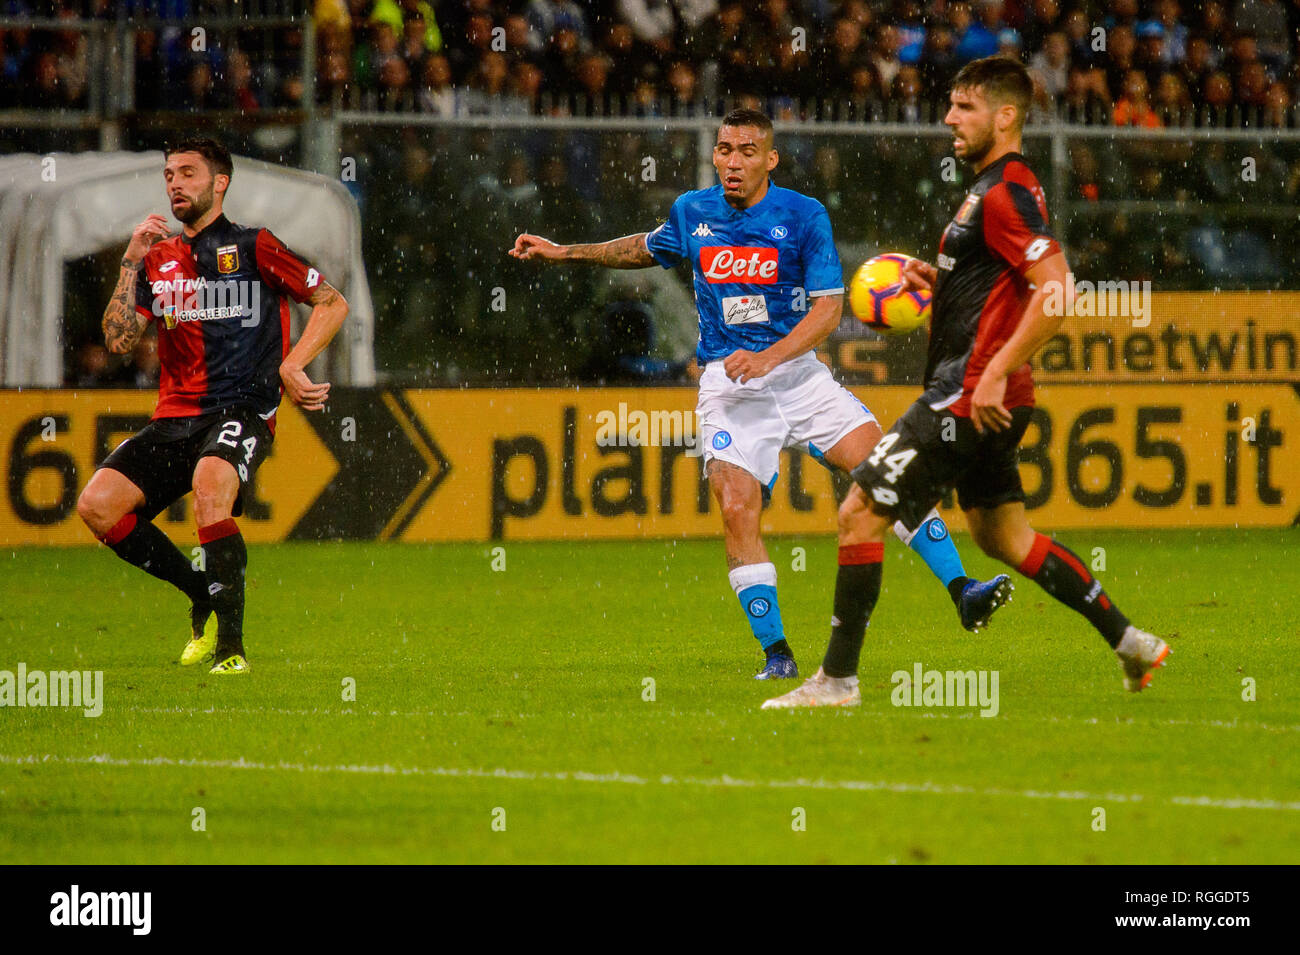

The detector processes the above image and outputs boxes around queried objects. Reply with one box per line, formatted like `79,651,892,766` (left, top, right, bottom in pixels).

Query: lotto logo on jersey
700,246,778,283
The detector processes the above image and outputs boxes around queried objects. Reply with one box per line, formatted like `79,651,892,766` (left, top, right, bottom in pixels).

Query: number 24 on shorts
216,419,258,482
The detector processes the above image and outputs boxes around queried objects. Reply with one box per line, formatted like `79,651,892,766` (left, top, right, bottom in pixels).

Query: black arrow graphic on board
288,389,450,540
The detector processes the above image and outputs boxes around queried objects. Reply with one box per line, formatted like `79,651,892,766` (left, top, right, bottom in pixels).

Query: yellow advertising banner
2,383,1296,547
1030,292,1300,385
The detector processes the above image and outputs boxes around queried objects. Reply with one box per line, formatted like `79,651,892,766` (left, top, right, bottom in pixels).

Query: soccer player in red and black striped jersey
764,57,1170,708
76,139,348,674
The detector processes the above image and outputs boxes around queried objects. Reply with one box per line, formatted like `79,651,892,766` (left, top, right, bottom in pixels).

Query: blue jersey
644,183,844,364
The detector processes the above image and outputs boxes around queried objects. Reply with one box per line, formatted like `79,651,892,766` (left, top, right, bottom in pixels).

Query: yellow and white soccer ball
848,253,932,336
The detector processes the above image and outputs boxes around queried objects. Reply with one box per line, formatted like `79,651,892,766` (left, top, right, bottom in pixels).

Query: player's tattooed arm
102,261,148,355
105,213,171,354
509,232,654,269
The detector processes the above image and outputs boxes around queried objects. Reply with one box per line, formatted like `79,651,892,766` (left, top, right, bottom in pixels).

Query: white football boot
761,667,861,709
1115,626,1170,692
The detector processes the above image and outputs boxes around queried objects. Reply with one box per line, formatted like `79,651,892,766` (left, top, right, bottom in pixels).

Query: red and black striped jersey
925,152,1061,418
134,214,323,421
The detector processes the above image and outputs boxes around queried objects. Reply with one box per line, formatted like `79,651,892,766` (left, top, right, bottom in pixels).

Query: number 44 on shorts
867,433,916,506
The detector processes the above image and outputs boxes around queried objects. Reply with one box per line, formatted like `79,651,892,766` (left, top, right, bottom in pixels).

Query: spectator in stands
503,13,542,59
1063,64,1110,118
446,12,493,84
1203,70,1235,113
1103,24,1138,98
371,0,442,54
666,59,698,109
818,16,870,98
1153,0,1189,63
1262,80,1292,125
575,52,612,112
1114,68,1162,125
506,59,543,112
1237,58,1270,107
1136,22,1170,90
892,64,924,121
527,0,591,52
1153,71,1192,116
417,53,457,113
354,21,400,91
376,52,412,111
181,60,222,111
543,26,584,93
598,21,638,95
320,49,351,104
1020,0,1060,55
1179,34,1216,99
401,13,432,76
1029,30,1070,103
224,49,261,112
618,0,676,57
955,0,1005,62
1064,7,1098,67
1235,0,1290,70
1200,1,1233,50
133,28,166,110
918,22,960,99
870,22,903,90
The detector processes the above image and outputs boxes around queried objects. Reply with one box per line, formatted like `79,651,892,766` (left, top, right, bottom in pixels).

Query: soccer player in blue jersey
510,108,1011,680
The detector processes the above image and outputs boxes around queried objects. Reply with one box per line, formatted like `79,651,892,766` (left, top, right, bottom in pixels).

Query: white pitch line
2,752,1298,813
112,705,1300,734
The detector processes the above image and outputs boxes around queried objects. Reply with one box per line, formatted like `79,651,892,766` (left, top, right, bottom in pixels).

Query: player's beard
957,126,995,167
172,182,214,225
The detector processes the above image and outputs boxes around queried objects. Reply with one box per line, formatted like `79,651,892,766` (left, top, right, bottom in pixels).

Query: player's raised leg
77,467,214,657
965,503,1169,691
192,456,250,674
708,460,797,680
822,423,1012,633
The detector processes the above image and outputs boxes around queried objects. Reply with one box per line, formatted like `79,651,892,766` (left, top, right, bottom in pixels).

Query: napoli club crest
712,431,732,450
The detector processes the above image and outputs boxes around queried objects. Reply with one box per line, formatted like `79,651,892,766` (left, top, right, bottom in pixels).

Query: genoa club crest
216,244,239,274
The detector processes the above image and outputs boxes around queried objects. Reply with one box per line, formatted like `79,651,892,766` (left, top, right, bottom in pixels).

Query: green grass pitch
1,529,1297,864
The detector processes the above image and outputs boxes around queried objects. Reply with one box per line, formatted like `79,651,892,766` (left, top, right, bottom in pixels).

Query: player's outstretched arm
509,232,654,269
280,281,348,412
104,214,170,354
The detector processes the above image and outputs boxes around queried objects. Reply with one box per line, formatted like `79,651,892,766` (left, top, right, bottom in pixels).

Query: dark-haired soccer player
76,138,348,674
511,108,1012,681
764,57,1169,708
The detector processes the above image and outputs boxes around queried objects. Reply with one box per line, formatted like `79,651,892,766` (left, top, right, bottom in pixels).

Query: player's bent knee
76,482,124,536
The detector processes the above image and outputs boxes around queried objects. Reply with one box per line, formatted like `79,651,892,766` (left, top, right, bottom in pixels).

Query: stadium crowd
2,0,1300,123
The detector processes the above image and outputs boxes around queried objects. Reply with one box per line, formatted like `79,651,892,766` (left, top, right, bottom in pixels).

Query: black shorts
851,399,1034,530
99,407,275,520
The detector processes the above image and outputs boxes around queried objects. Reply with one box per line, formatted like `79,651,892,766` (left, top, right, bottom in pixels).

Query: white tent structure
0,151,375,386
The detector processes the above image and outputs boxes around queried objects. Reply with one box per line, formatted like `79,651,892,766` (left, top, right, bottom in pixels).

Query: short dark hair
719,107,773,139
951,56,1033,125
164,138,233,181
